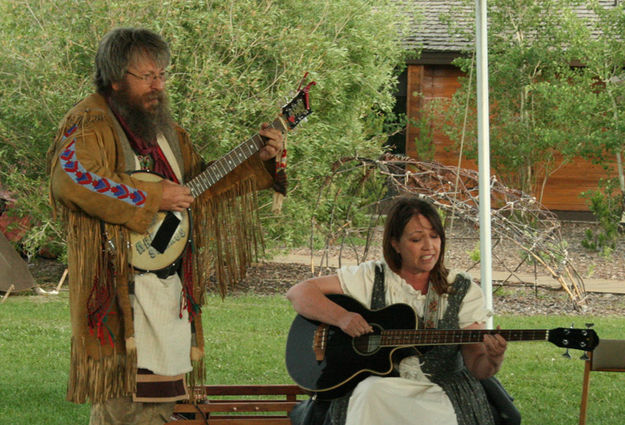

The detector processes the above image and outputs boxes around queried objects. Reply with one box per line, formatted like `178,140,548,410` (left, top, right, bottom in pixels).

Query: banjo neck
129,77,315,273
186,117,287,197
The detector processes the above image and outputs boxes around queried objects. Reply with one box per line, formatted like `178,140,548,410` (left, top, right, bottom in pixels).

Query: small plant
468,242,481,263
581,228,597,251
585,263,596,279
581,178,622,253
409,110,436,161
600,245,614,259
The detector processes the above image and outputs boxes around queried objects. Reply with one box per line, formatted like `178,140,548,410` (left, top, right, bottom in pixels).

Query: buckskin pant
89,397,176,425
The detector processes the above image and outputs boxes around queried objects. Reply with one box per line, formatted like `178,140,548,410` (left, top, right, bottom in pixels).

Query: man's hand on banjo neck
158,122,284,212
159,180,193,212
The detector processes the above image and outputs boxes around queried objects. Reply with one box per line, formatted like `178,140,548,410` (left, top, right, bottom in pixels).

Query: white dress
131,134,192,377
336,260,489,425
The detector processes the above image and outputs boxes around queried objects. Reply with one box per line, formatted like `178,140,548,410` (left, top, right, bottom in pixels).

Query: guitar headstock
281,76,315,130
548,327,600,351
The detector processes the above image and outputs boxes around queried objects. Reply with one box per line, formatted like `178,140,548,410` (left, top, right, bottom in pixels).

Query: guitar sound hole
352,324,383,356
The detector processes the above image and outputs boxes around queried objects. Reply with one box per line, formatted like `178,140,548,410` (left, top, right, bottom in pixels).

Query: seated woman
286,196,508,425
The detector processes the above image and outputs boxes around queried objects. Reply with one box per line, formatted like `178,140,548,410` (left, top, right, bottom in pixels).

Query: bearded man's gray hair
94,27,170,94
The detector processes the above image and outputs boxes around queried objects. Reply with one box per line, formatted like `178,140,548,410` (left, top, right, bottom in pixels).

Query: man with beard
47,28,283,424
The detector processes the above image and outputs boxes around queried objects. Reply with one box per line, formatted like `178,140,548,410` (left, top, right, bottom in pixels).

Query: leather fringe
186,358,206,403
192,177,262,297
272,191,285,214
62,208,137,403
67,336,135,404
183,177,262,397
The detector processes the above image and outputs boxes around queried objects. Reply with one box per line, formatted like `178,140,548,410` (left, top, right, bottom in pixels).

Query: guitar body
129,171,191,273
286,295,600,400
285,294,416,400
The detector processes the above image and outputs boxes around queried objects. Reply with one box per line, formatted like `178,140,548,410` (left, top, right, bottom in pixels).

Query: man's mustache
145,91,163,103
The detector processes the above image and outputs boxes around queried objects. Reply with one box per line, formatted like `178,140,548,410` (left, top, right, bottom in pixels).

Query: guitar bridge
313,323,329,361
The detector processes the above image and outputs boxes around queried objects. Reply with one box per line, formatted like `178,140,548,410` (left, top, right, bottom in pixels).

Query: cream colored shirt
336,260,489,328
336,260,488,425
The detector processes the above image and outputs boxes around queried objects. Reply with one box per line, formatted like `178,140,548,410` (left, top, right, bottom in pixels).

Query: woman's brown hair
382,196,450,294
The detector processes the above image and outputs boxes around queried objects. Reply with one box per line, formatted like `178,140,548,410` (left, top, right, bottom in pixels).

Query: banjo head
130,209,190,273
129,171,191,273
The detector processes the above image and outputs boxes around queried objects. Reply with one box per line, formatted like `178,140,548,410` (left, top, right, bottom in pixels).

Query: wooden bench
166,384,309,425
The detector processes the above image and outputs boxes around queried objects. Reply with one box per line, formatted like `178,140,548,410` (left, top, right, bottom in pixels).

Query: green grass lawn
0,292,623,425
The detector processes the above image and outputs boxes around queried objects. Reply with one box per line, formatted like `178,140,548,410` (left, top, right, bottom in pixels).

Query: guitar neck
186,117,287,197
381,329,549,347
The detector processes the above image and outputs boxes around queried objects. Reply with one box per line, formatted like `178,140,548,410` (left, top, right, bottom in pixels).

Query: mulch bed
231,261,625,317
21,220,625,317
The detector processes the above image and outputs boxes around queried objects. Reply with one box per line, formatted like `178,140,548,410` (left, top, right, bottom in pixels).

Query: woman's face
391,214,441,274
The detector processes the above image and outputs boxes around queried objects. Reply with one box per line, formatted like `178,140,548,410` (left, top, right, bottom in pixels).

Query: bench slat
176,401,299,413
199,385,307,396
171,419,293,425
167,385,307,425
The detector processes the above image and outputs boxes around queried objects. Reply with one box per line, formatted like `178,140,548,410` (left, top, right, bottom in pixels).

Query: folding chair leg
579,358,592,425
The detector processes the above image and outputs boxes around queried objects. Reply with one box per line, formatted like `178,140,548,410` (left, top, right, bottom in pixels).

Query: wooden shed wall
405,64,616,212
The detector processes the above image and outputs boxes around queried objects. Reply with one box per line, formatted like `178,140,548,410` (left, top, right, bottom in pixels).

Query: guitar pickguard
129,171,191,272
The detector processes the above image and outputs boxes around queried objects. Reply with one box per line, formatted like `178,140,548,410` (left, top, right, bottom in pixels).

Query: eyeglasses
126,70,168,84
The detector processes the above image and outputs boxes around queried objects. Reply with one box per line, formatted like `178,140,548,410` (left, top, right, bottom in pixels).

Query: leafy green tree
572,0,625,243
0,0,413,256
578,1,625,168
443,0,598,202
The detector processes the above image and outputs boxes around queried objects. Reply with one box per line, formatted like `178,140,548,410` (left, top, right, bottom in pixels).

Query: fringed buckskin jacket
47,93,275,404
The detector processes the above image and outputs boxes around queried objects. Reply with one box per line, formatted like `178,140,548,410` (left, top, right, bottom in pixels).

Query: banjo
129,81,314,273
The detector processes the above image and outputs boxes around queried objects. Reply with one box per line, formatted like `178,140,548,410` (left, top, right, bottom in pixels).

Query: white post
476,0,493,329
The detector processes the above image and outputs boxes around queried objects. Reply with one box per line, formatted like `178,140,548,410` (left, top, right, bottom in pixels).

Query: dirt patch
284,221,625,282
228,261,625,317
22,221,625,316
447,220,625,282
232,220,625,316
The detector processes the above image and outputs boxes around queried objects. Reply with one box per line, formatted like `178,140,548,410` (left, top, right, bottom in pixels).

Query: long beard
109,83,175,145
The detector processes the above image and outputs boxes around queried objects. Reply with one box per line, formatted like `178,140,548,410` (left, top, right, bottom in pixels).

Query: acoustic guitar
285,294,599,400
129,81,314,273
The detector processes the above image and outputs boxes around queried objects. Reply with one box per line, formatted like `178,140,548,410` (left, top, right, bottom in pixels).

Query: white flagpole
476,0,494,329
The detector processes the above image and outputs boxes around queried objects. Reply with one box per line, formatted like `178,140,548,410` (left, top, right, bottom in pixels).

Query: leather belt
154,258,182,279
128,259,183,295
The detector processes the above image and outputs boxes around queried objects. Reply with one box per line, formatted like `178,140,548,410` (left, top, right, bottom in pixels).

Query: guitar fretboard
186,117,287,197
379,329,548,346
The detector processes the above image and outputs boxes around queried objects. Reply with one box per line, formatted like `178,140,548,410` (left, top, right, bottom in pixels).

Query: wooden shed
391,0,620,213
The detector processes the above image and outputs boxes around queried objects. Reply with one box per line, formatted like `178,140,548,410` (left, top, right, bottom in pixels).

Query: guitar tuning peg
562,322,575,359
578,323,593,360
